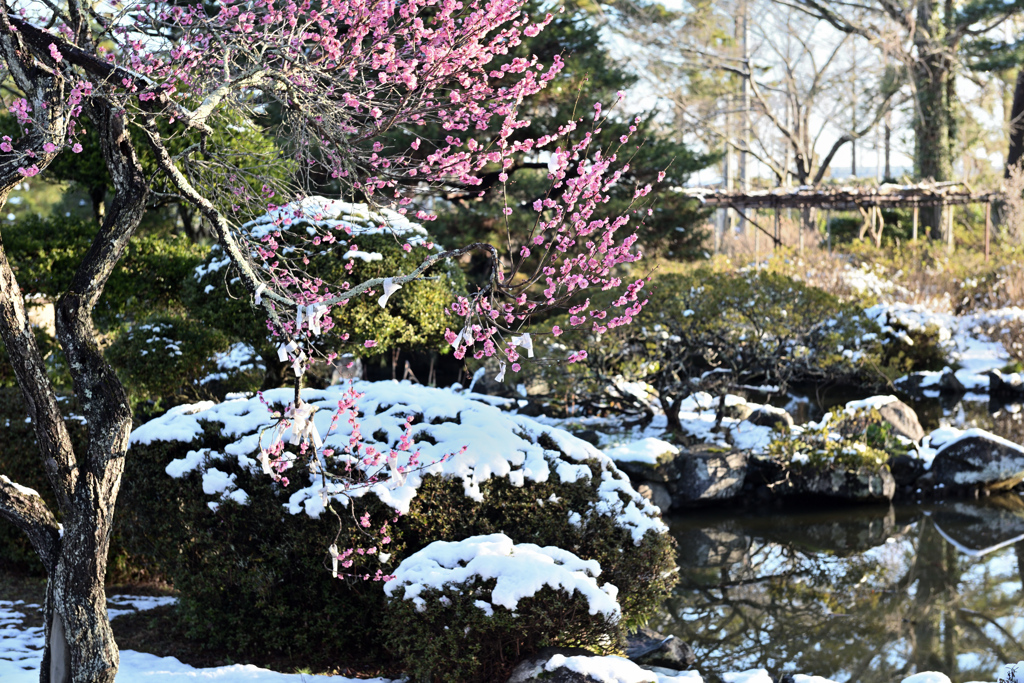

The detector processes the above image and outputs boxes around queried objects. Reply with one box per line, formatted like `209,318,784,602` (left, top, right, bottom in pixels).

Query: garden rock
747,405,794,432
888,454,927,487
931,429,1024,490
637,483,671,515
606,438,680,481
776,463,896,502
938,369,965,393
507,648,596,683
876,400,926,442
669,450,749,507
626,627,696,669
722,402,755,421
989,370,1024,398
575,429,602,447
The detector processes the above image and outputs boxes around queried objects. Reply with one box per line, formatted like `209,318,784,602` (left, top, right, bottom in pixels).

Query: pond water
659,498,1024,683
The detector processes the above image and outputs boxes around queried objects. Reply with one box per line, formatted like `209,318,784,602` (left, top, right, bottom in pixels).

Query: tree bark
0,87,147,682
913,1,954,235
1006,69,1024,177
49,98,149,683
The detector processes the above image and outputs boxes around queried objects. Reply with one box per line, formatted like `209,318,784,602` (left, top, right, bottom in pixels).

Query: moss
764,408,896,474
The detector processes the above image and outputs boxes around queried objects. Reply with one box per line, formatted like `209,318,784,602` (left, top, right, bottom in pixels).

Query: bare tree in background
597,0,901,188
780,0,1024,233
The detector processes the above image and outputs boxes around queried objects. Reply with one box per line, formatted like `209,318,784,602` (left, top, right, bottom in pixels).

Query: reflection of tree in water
659,503,1024,683
911,397,1024,445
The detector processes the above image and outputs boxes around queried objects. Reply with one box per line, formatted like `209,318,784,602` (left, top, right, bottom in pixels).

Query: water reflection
660,497,1024,683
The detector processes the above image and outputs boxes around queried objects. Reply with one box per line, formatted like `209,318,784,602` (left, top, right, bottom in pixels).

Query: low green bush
383,534,622,683
118,382,674,667
4,214,207,331
764,407,901,473
105,315,260,413
512,269,886,418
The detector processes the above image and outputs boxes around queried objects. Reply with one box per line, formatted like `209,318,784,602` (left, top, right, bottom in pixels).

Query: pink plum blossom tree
0,1,655,681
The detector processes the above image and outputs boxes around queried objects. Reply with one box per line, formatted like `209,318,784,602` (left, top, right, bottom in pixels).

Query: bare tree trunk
0,89,148,682
1006,68,1024,178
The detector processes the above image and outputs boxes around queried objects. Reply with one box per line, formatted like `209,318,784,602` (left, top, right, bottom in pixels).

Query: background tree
782,0,1024,232
604,0,902,189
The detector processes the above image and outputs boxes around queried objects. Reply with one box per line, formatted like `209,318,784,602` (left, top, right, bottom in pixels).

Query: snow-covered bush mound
384,533,620,617
184,198,463,377
384,534,623,682
130,381,664,543
119,382,675,665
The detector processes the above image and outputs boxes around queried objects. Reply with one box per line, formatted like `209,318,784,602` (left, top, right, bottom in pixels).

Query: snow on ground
605,438,679,465
867,302,1024,391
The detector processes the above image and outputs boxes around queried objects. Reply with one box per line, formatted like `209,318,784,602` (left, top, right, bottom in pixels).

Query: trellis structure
684,181,1004,258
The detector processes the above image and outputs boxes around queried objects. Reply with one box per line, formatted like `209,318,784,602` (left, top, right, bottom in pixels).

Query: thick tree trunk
914,58,953,235
913,0,954,236
1006,69,1024,177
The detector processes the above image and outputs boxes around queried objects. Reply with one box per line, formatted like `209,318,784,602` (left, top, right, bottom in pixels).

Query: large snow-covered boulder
931,428,1024,490
121,381,675,665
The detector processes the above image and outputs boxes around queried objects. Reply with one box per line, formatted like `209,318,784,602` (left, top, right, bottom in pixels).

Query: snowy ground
3,590,971,683
0,596,395,683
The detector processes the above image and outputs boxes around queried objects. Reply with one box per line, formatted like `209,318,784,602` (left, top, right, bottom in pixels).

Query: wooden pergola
683,181,1004,258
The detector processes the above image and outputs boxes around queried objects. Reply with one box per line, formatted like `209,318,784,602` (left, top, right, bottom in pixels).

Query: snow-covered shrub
524,270,884,419
106,315,250,411
183,200,464,387
383,534,623,682
118,382,673,665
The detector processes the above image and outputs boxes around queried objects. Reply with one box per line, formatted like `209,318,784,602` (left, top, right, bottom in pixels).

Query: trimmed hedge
0,388,152,581
383,535,623,682
118,383,675,667
105,315,262,412
183,202,465,388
